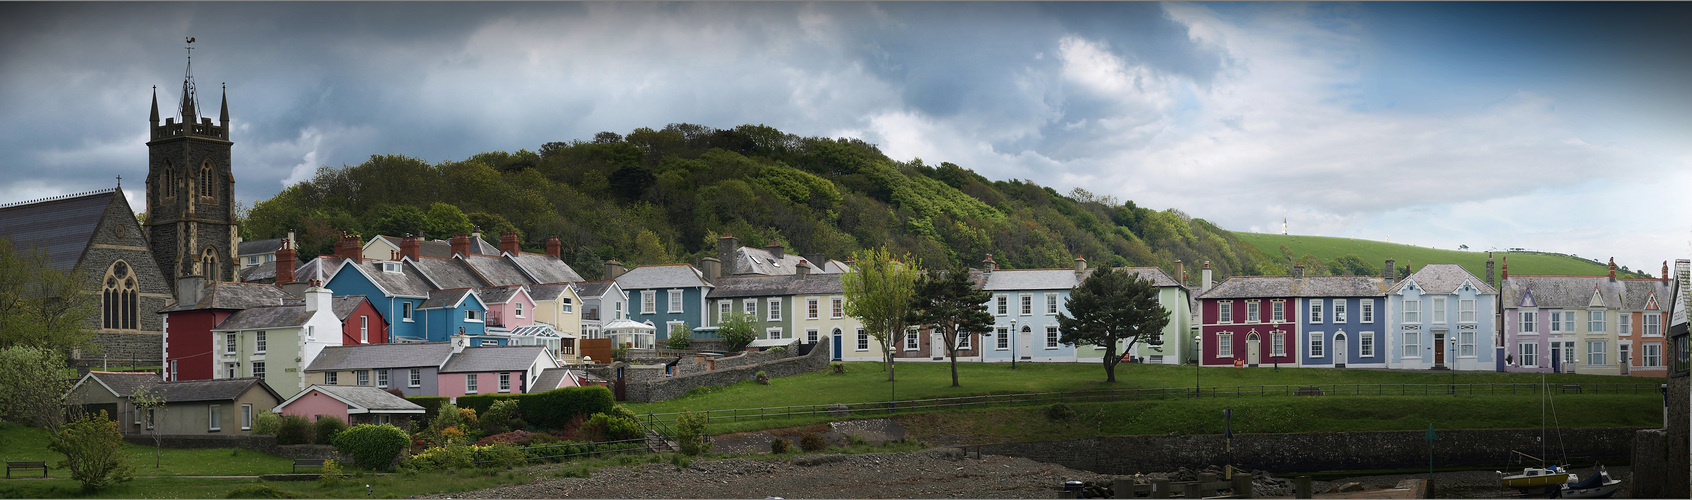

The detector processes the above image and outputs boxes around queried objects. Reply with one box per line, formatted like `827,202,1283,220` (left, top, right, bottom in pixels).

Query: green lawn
0,422,294,477
1232,232,1643,279
0,469,529,499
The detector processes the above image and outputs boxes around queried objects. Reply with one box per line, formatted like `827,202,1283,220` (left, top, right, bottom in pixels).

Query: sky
2,2,1689,274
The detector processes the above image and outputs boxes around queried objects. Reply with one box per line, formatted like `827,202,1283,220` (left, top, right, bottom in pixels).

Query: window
307,325,315,341
1046,294,1058,315
831,298,844,319
996,328,1009,350
1563,341,1577,365
1589,310,1606,332
1273,301,1287,322
905,331,920,350
1458,299,1476,323
146,408,155,429
768,298,781,321
1519,311,1537,333
1219,302,1233,323
641,291,656,314
409,368,422,387
1461,331,1476,356
255,331,266,353
225,333,237,354
718,300,731,320
465,309,481,322
499,373,511,393
856,329,869,351
1552,311,1574,332
668,289,684,313
226,363,237,379
957,331,971,349
1587,340,1606,366
996,295,1008,315
1272,332,1285,357
242,404,253,430
356,370,370,386
614,301,623,319
403,302,414,322
326,372,338,385
769,327,784,340
466,374,479,394
1309,333,1324,357
806,329,819,343
1644,343,1663,367
1432,297,1446,323
1246,302,1260,323
1645,314,1661,336
1334,301,1347,323
561,298,573,313
209,405,221,432
1404,300,1420,324
515,301,524,317
1520,342,1538,367
101,261,139,330
381,261,400,273
1360,302,1374,323
1046,326,1060,349
360,316,369,343
1021,295,1032,316
1620,314,1632,335
169,361,177,382
251,361,265,379
1309,300,1324,323
743,299,756,316
807,298,819,319
1403,331,1420,358
1360,332,1375,357
1219,334,1233,357
1621,343,1631,368
377,370,389,388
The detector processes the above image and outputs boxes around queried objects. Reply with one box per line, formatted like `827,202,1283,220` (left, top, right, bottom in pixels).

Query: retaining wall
616,339,832,402
974,427,1645,475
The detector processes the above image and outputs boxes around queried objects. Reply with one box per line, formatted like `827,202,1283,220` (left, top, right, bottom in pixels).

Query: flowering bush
475,430,533,446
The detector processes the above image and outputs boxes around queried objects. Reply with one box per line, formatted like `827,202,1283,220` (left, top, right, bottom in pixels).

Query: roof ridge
0,188,117,210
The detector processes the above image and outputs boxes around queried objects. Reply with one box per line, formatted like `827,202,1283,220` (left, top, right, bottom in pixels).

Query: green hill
1233,232,1645,280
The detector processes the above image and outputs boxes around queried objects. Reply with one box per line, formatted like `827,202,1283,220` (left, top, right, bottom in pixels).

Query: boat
1497,371,1573,493
1559,464,1622,499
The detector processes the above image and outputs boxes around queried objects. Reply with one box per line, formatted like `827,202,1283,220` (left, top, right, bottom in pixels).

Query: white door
1247,333,1261,366
1333,333,1347,367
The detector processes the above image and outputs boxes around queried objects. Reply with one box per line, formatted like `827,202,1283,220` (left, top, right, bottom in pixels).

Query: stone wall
1630,375,1688,498
974,427,1645,475
122,434,338,461
616,339,831,402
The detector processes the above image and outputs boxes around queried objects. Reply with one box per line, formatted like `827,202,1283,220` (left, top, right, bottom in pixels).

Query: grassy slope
1232,232,1634,278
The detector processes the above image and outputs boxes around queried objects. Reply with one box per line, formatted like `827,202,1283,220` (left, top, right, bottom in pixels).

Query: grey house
303,342,454,397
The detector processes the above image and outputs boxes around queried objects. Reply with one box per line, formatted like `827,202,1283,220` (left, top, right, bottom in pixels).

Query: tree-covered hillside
244,123,1281,281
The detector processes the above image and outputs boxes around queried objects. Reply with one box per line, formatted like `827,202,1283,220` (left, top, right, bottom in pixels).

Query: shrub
225,484,300,498
475,430,533,446
671,453,691,470
579,412,643,442
276,414,314,445
675,410,711,456
252,410,281,435
767,346,787,354
830,362,846,374
770,438,790,454
404,444,474,471
331,424,410,471
316,457,345,487
527,432,559,445
455,386,615,430
717,313,758,351
665,323,692,349
406,396,450,418
755,370,770,385
471,443,528,469
481,399,522,434
49,410,134,492
799,432,826,452
313,415,349,444
1045,403,1076,421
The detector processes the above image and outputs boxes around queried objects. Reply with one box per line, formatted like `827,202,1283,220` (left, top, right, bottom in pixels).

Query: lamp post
1011,319,1019,370
1195,336,1202,397
1449,336,1457,396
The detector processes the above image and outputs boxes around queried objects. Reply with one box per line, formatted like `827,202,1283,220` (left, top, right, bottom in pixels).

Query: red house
1196,274,1301,367
331,295,389,345
160,281,290,381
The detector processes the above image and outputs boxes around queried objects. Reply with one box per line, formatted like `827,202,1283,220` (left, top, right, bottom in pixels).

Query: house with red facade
160,281,289,381
332,295,388,345
1196,271,1302,367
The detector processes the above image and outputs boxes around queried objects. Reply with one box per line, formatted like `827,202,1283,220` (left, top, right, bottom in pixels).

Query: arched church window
199,160,215,199
202,247,220,282
103,261,138,330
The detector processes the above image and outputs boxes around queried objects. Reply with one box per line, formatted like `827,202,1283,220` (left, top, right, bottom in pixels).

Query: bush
799,432,826,452
331,424,410,471
665,323,692,349
252,410,281,435
579,412,643,442
316,458,345,488
471,443,528,469
755,370,770,385
404,444,474,471
830,362,846,374
770,438,790,454
717,313,757,351
314,415,349,444
1045,403,1076,421
455,386,615,430
475,430,532,446
406,396,450,418
276,414,314,445
481,399,521,434
675,410,711,456
49,410,134,492
225,484,300,498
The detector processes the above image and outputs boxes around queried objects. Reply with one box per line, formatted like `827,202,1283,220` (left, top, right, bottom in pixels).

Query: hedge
406,396,450,418
454,386,615,430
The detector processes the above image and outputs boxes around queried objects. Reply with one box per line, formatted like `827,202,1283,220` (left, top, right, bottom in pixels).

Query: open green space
0,422,293,478
1232,232,1638,278
0,468,531,499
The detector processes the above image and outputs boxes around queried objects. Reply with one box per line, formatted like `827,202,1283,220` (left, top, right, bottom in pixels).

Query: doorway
1434,333,1446,367
1247,333,1261,367
1333,332,1347,368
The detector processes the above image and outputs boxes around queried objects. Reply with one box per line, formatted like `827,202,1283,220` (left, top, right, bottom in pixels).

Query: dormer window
381,262,401,273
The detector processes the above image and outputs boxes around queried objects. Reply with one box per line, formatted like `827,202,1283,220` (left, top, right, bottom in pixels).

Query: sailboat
1559,464,1622,499
1497,370,1572,493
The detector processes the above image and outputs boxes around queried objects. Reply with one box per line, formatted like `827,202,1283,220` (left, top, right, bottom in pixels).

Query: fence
471,437,648,464
636,382,1660,426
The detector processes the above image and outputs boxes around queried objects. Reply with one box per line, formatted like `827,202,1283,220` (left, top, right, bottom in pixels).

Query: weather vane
185,36,195,58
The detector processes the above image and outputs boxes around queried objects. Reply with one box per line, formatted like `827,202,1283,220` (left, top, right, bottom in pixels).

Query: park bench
1562,384,1582,394
1294,386,1324,396
6,461,47,478
292,458,326,474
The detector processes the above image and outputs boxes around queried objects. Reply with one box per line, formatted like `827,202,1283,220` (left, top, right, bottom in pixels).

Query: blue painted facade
977,268,1086,363
420,293,489,343
1299,296,1388,368
1386,264,1498,371
323,264,427,342
626,286,709,341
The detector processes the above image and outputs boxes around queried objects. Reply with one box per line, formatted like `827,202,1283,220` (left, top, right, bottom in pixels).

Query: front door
931,331,945,360
1550,342,1562,372
832,331,843,361
1247,333,1261,367
1620,344,1631,375
1333,333,1347,368
1434,333,1446,367
1019,326,1033,360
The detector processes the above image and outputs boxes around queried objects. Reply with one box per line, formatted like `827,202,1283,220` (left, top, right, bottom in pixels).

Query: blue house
1294,273,1387,369
1388,264,1498,371
977,257,1090,363
419,288,491,344
610,263,713,342
324,259,432,342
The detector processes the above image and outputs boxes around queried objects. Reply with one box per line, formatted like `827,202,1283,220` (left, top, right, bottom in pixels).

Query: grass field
0,422,294,477
1232,232,1645,279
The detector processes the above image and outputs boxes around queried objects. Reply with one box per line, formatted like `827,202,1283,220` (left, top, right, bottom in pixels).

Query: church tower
146,48,237,288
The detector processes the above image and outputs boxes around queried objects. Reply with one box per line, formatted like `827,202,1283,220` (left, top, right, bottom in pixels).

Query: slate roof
331,295,370,321
370,235,455,259
573,280,616,298
421,289,473,309
1620,279,1670,310
158,378,281,404
463,255,532,287
213,304,314,331
0,189,119,271
468,236,501,256
1198,275,1385,300
83,371,162,397
298,385,424,412
237,238,285,257
708,273,844,299
1500,275,1668,310
479,286,524,305
294,256,346,285
440,345,548,373
411,257,487,290
615,264,710,290
1388,264,1497,295
1114,267,1184,287
510,252,584,283
730,246,840,276
160,281,290,313
238,263,275,282
528,283,571,301
531,368,570,391
305,342,455,371
982,268,1089,291
341,259,431,297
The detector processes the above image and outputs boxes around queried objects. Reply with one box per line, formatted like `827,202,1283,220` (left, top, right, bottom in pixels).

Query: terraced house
1385,263,1496,371
1197,270,1303,367
1500,259,1671,375
1114,266,1195,366
978,255,1092,364
610,262,713,348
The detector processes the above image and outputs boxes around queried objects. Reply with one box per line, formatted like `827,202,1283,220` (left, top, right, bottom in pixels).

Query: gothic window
199,160,215,199
102,261,139,330
202,247,220,281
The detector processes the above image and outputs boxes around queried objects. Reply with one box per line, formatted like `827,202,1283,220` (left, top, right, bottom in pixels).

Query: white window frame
1046,293,1059,315
403,301,414,322
1272,300,1286,323
1046,326,1060,349
1431,297,1446,324
1272,331,1286,357
465,373,479,394
743,299,757,316
905,330,920,350
1645,313,1661,336
1589,310,1605,332
1219,302,1233,324
996,328,1009,350
1459,299,1475,323
641,291,656,315
251,361,265,379
360,316,369,343
1360,332,1375,357
1020,295,1032,316
1587,340,1607,366
806,328,819,344
1644,342,1663,367
1246,301,1260,324
1404,300,1420,324
668,289,684,314
465,309,482,322
768,298,782,321
1309,299,1324,324
807,298,819,320
254,331,266,354
856,329,869,351
515,301,524,318
831,297,844,319
225,333,237,354
326,371,338,385
1219,333,1233,357
1460,331,1476,357
1360,301,1373,323
614,301,623,319
995,295,1008,316
1520,311,1537,333
1550,311,1564,332
377,370,389,388
1309,332,1324,358
1334,301,1347,323
768,327,785,340
209,405,221,432
1403,331,1420,359
1519,342,1538,367
356,370,369,386
409,368,422,388
719,300,732,321
1620,314,1632,335
561,298,573,313
241,404,253,431
957,331,971,349
499,373,511,393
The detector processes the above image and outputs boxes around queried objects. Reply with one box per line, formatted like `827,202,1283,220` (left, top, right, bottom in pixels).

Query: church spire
218,83,228,127
179,38,198,122
149,86,160,124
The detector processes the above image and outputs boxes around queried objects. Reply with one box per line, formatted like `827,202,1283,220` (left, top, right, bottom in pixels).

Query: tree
49,410,134,492
0,238,97,352
716,313,757,352
129,387,166,468
909,264,992,387
0,345,72,431
665,322,693,350
841,247,922,382
1056,268,1170,383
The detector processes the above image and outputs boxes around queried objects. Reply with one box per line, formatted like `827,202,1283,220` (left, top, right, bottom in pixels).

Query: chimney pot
1201,261,1213,294
796,259,811,278
400,234,421,261
982,254,997,273
1502,256,1509,281
450,233,471,258
1608,257,1617,280
1074,254,1086,277
546,236,562,260
500,232,521,255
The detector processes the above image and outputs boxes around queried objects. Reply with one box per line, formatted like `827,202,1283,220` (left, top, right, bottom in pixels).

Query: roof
730,246,840,276
1198,275,1385,300
370,235,454,259
341,259,432,297
615,264,710,290
708,273,845,299
160,281,289,313
212,304,313,331
331,295,371,320
531,368,570,391
0,189,120,271
281,385,424,414
294,256,345,285
411,257,487,290
1501,275,1667,310
602,318,656,332
75,371,161,398
982,268,1088,291
463,254,532,287
510,252,584,283
237,238,285,257
440,345,549,373
305,342,455,371
572,280,617,298
478,286,525,305
528,283,572,301
1113,267,1185,288
1388,264,1497,295
509,323,569,338
421,288,474,309
468,236,501,256
158,378,282,404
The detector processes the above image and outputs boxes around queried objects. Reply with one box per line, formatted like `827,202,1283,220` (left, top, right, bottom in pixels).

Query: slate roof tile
0,189,118,271
306,343,455,371
440,345,548,373
615,264,710,290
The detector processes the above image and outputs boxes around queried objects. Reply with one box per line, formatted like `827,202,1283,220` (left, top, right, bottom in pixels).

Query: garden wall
612,340,832,403
974,427,1645,475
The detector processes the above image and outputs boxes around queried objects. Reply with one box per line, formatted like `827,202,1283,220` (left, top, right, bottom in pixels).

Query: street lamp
1011,319,1019,370
1449,336,1457,396
1194,335,1202,397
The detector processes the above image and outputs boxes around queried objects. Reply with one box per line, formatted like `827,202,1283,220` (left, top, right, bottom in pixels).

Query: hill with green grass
1232,232,1648,280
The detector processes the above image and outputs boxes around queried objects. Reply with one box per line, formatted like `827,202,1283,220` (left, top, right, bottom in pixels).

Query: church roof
0,189,123,272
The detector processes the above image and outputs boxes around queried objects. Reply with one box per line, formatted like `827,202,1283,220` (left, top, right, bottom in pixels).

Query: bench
1562,384,1582,394
6,461,46,478
292,459,326,474
1294,386,1325,396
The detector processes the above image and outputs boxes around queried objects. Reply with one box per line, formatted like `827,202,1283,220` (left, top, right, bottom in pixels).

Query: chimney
766,241,786,260
546,236,562,260
1201,261,1213,294
175,276,205,307
1663,261,1670,285
1607,257,1616,281
400,234,421,261
304,279,331,313
500,232,520,255
806,254,828,271
287,230,296,250
334,233,362,264
700,257,721,281
1384,258,1396,286
276,240,297,284
1074,254,1087,279
471,226,483,248
604,259,626,280
717,234,739,276
1486,252,1496,289
450,233,471,258
451,333,470,354
981,254,997,273
1293,264,1305,280
796,259,811,278
1175,260,1186,286
1502,257,1509,281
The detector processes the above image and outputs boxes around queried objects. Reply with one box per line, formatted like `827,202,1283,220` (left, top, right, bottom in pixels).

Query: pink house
274,385,425,427
436,342,557,399
481,286,536,331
